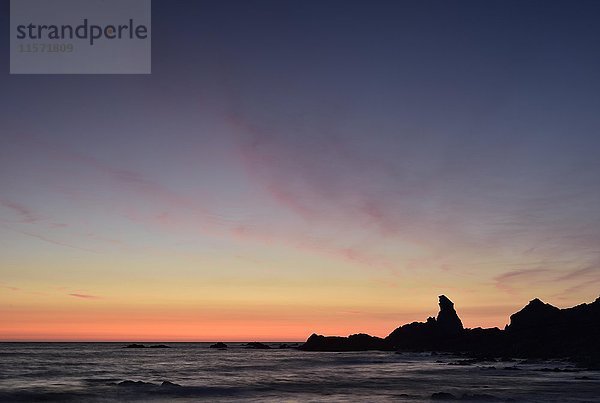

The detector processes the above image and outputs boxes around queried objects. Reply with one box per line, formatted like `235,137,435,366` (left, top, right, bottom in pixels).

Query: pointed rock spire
436,295,464,335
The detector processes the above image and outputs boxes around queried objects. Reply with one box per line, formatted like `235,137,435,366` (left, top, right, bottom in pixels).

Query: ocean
0,343,598,402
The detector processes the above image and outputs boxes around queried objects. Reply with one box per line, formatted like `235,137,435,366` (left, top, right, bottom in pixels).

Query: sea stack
436,295,464,335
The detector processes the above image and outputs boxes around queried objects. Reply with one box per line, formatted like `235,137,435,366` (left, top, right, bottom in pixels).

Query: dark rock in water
300,295,467,352
160,381,182,388
300,294,600,362
117,380,181,389
431,392,456,400
508,298,560,331
278,343,299,349
505,296,600,360
123,343,170,349
245,342,271,349
385,295,465,351
300,333,391,352
210,342,228,349
437,295,464,335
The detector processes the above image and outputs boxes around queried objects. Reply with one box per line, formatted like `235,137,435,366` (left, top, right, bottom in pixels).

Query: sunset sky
1,0,600,341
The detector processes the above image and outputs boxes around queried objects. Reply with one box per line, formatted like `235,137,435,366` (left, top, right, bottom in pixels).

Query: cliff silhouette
300,295,600,366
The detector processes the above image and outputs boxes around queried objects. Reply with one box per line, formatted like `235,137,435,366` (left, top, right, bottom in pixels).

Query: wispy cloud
495,268,551,282
553,262,600,299
495,263,600,299
1,225,99,254
68,293,101,300
0,200,41,224
494,268,552,295
6,134,404,270
555,266,599,282
215,56,600,283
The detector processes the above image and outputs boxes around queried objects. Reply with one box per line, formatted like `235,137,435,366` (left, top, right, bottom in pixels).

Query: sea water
0,343,598,402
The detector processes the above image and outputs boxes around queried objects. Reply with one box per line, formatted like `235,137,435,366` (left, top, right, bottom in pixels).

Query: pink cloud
2,130,407,271
225,107,476,252
0,200,41,224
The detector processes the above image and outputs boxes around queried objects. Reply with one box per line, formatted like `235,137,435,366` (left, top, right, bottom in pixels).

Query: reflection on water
0,343,598,402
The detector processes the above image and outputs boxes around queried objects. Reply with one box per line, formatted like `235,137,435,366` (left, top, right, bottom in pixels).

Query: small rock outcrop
300,333,391,351
244,342,271,349
209,342,228,349
160,381,182,388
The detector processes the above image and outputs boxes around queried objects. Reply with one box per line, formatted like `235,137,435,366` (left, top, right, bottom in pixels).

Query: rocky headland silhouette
301,295,600,366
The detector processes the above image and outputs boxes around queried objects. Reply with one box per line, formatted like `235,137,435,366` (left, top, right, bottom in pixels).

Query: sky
1,0,600,341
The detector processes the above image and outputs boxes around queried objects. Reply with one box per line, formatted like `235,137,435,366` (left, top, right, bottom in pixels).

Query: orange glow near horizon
1,278,577,341
0,311,513,342
3,252,597,341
